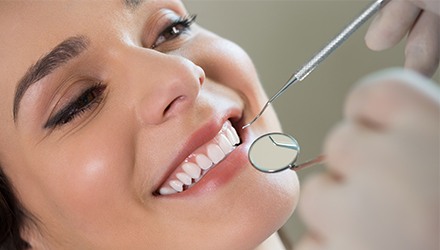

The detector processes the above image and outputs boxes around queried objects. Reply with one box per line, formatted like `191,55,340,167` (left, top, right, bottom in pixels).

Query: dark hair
0,166,30,250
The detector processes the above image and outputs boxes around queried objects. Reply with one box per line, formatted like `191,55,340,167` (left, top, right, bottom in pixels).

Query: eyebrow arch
13,35,89,122
124,0,144,9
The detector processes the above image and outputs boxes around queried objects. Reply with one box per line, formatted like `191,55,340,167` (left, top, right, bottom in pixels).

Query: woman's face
0,1,299,249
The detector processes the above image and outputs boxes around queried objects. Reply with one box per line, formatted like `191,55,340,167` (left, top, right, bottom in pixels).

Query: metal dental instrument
242,0,389,129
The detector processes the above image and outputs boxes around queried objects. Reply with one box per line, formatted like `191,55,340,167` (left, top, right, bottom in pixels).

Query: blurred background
184,0,439,245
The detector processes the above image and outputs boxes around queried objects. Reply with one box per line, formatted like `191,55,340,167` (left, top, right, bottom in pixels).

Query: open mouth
155,120,242,196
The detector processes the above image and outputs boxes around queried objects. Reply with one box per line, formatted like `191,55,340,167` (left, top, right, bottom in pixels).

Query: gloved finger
365,0,421,51
344,69,440,132
404,11,440,76
322,121,376,178
408,0,440,15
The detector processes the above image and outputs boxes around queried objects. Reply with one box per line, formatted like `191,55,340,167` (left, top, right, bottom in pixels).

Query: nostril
164,103,172,114
163,95,185,116
199,75,205,86
196,65,205,86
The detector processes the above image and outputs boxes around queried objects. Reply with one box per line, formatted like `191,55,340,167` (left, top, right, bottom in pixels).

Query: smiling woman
1,0,439,249
0,0,298,249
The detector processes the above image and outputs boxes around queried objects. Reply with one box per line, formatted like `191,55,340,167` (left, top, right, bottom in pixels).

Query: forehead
0,1,122,81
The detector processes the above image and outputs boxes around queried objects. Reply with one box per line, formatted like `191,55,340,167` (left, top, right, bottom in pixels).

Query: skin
0,0,298,249
297,0,440,249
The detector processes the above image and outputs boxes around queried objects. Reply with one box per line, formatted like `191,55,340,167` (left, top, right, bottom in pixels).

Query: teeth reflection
157,120,241,196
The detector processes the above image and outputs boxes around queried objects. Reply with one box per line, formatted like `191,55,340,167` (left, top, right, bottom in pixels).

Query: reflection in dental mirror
248,133,300,173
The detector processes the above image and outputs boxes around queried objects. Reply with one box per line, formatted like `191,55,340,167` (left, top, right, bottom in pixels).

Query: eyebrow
13,36,89,122
124,0,144,9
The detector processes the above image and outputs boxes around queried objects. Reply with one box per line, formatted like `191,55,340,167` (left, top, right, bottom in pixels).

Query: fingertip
343,69,405,131
357,68,440,103
364,1,421,51
346,68,440,130
365,14,390,51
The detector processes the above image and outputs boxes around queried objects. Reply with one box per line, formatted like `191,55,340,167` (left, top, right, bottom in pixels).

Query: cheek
62,147,132,208
34,124,141,234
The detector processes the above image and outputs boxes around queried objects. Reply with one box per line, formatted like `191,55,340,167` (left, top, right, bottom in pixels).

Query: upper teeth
158,120,240,195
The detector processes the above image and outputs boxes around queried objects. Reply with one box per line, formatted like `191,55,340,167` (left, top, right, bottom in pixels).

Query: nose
118,49,205,126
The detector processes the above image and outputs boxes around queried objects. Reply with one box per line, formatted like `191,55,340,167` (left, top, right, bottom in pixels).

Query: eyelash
45,83,106,129
152,14,197,49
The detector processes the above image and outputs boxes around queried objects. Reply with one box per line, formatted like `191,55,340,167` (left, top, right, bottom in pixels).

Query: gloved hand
365,0,440,76
295,69,440,250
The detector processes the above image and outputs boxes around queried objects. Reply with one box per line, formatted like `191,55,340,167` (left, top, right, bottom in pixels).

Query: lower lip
157,125,253,198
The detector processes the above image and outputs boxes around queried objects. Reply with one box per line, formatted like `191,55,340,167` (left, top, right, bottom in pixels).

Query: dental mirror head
249,132,300,173
249,132,325,173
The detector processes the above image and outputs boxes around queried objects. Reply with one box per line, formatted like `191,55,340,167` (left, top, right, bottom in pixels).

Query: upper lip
152,108,243,194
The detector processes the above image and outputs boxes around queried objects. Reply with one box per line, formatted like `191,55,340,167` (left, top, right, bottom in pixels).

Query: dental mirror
249,132,323,173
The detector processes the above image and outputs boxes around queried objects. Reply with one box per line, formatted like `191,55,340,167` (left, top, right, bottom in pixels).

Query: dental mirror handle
290,155,325,172
243,0,389,129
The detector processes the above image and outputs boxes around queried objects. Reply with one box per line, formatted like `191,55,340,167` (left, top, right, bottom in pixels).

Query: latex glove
296,69,440,250
365,0,440,76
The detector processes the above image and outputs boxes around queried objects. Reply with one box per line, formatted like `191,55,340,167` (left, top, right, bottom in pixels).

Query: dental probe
242,0,389,129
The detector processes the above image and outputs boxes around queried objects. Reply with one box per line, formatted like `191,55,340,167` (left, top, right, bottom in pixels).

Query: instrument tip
241,114,260,130
242,102,270,129
242,123,251,130
241,113,261,129
242,119,256,129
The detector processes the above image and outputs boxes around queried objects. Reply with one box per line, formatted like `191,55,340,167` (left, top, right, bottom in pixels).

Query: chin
262,169,300,227
225,168,300,249
172,164,299,250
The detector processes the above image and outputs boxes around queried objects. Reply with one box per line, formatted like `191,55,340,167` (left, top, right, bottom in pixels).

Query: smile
157,120,241,195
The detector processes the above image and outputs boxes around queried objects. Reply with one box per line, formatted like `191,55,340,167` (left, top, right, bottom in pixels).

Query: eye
152,14,196,49
44,83,106,129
